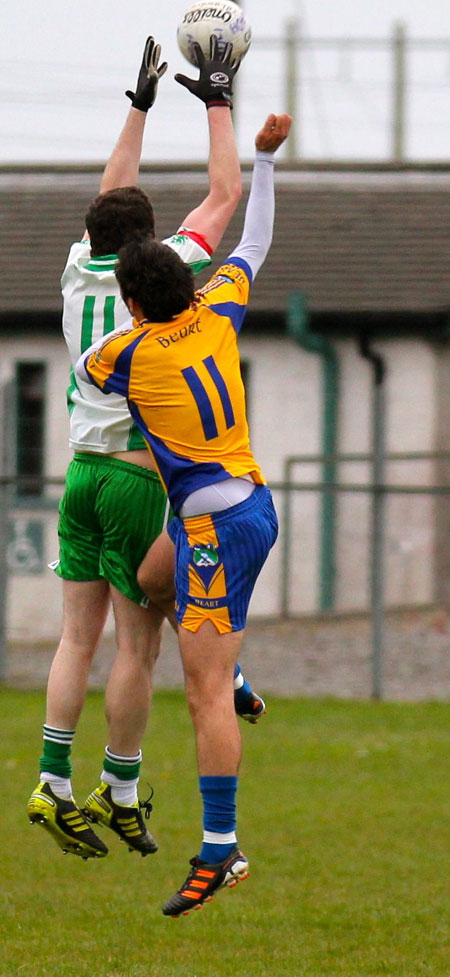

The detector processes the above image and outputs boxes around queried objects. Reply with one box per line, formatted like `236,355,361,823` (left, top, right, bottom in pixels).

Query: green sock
39,725,75,779
102,746,142,782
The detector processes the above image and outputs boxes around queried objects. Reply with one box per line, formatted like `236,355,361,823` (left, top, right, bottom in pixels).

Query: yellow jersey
84,256,265,512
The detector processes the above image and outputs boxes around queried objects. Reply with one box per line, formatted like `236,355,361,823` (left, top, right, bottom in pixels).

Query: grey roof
2,164,450,316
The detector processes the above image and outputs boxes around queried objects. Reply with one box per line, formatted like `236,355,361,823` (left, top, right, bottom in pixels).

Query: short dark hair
85,187,155,257
116,238,195,322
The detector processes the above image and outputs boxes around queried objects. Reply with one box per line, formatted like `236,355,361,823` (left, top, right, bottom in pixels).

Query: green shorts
54,453,170,604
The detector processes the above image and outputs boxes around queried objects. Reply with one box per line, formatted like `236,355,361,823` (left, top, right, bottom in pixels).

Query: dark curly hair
85,186,155,257
116,238,195,322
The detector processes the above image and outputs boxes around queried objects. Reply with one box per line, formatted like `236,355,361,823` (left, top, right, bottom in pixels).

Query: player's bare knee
137,563,153,599
138,568,174,610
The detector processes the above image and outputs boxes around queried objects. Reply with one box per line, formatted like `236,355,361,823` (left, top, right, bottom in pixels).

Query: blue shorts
167,485,278,634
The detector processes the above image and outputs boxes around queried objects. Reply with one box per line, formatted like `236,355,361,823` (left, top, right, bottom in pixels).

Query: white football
177,1,252,66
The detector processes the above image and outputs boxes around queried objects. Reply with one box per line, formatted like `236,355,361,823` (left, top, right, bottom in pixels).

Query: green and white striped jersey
61,230,212,453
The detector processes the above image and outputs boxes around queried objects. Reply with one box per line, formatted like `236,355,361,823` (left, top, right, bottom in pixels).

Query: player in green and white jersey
27,35,264,862
62,221,213,456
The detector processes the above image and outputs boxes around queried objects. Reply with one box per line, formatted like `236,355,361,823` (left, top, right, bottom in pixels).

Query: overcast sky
2,0,450,163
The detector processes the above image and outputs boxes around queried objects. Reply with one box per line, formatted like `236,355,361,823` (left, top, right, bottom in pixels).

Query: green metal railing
2,457,450,698
273,450,450,698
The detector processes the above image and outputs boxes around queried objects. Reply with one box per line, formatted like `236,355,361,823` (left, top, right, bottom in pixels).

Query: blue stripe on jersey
203,356,235,429
206,256,251,334
84,356,104,391
104,330,149,397
182,366,218,440
208,301,248,334
128,402,231,512
226,256,253,284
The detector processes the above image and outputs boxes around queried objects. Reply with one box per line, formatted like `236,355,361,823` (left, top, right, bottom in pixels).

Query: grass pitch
1,688,449,977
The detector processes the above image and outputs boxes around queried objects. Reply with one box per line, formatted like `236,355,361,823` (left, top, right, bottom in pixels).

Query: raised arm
100,37,167,193
99,109,148,194
174,37,242,252
230,113,292,279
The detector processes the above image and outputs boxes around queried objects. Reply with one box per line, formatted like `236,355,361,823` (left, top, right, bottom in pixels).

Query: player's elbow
214,173,242,211
220,178,243,225
229,175,243,208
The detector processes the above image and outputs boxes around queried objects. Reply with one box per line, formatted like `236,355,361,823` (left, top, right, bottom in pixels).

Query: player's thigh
138,529,175,601
179,619,243,688
60,578,110,646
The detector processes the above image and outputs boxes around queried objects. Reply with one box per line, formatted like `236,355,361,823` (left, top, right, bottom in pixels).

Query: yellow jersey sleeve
195,257,252,334
84,326,147,398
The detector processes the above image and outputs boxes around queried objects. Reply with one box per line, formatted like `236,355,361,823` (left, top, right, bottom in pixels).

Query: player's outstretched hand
126,36,168,112
255,114,292,152
175,34,240,109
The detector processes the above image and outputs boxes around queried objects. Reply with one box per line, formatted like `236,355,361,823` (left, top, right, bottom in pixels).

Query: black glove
175,34,240,109
126,36,168,112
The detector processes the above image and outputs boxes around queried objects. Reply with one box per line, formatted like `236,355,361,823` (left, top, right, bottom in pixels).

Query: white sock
40,771,72,800
101,770,139,807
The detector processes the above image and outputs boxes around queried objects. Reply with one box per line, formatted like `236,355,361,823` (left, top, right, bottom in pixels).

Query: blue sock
234,663,252,704
234,671,253,709
199,775,238,863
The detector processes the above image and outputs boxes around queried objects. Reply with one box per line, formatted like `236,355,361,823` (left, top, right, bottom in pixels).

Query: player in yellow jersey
27,34,262,863
78,112,292,913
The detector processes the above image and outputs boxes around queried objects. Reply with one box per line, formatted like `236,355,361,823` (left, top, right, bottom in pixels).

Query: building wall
335,338,436,613
1,332,440,642
242,334,437,616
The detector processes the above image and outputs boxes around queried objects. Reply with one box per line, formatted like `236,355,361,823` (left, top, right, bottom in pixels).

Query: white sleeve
162,229,212,273
229,150,275,280
60,239,91,288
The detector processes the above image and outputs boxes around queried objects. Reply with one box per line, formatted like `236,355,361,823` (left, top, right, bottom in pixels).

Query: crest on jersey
193,543,219,567
191,543,223,592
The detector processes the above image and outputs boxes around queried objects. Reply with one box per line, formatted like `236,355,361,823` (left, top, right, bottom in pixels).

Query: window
15,362,46,496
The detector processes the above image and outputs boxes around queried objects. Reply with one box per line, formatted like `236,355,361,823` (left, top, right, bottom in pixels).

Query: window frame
14,360,47,499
